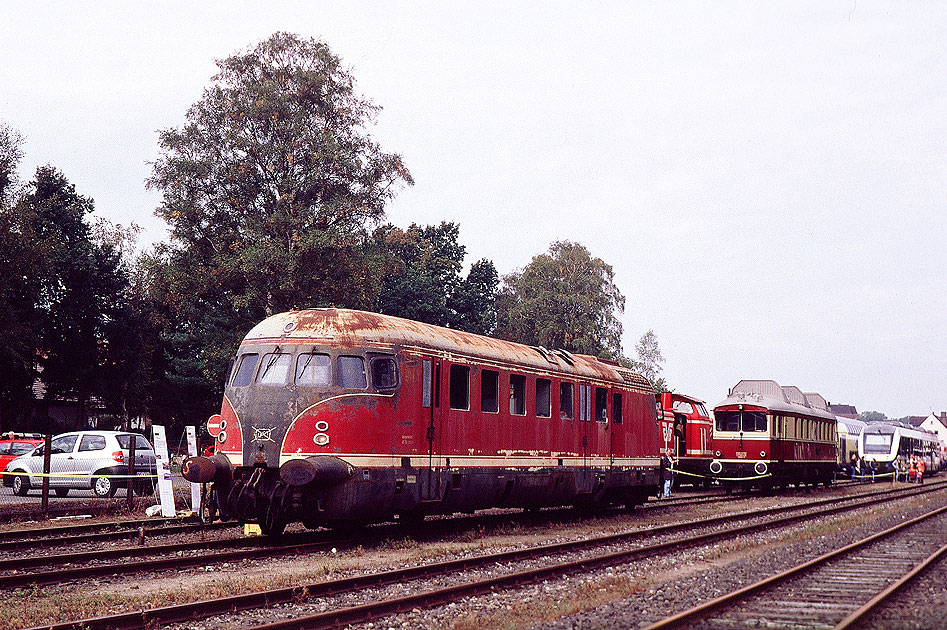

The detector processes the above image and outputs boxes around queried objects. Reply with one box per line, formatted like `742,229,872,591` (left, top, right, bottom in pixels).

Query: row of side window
230,351,398,391
427,361,623,424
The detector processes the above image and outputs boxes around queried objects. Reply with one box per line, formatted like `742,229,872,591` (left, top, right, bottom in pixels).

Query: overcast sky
2,2,945,417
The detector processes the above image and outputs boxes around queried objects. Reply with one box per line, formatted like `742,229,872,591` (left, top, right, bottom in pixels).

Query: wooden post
41,434,51,518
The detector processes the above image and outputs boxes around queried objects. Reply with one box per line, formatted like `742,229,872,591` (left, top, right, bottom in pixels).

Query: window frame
535,378,552,418
509,374,527,416
449,364,470,411
560,382,574,420
481,369,499,413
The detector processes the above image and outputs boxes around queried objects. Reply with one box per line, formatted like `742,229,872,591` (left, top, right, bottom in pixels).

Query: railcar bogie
183,309,662,533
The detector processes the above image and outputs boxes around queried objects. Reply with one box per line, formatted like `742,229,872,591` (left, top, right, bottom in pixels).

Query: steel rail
833,541,947,630
31,481,946,630
641,504,947,629
0,520,236,553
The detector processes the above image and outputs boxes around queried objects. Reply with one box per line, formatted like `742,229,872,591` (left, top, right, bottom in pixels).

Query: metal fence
1,434,162,519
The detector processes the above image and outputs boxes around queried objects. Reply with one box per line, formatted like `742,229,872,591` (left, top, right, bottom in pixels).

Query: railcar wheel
12,475,29,496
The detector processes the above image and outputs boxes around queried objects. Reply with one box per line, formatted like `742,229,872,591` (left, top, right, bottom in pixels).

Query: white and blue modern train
858,421,941,476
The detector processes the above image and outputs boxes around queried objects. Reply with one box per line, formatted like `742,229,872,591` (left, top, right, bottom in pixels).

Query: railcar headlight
219,419,227,430
314,433,329,446
755,461,768,475
709,460,723,474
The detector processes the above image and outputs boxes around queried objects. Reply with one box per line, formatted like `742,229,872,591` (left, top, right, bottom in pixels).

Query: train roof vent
553,349,575,366
781,386,809,407
803,392,828,410
532,346,559,365
731,379,783,400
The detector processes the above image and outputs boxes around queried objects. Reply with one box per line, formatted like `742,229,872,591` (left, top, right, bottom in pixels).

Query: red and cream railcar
184,309,662,534
710,380,837,490
656,392,714,487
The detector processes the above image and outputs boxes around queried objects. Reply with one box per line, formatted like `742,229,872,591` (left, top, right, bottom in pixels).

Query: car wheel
54,488,70,497
12,474,29,496
92,476,116,498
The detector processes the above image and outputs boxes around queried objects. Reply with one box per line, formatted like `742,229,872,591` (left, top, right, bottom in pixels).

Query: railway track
0,490,740,588
644,503,947,629
0,518,237,553
29,480,946,630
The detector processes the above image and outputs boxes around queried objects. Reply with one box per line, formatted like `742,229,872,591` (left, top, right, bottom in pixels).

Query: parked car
2,431,157,498
0,433,44,479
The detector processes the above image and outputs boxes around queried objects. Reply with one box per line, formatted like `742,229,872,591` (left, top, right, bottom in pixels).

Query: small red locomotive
710,380,837,490
656,392,714,487
183,309,663,533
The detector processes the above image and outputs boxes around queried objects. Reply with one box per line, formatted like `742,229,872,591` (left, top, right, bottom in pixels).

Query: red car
0,433,44,479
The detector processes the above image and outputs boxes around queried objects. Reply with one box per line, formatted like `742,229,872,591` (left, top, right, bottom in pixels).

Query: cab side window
370,356,399,391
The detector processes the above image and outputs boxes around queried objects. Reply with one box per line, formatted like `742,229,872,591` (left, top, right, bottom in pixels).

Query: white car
3,431,157,498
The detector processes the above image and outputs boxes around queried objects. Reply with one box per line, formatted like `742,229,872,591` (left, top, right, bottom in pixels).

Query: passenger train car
836,416,866,478
183,309,663,534
710,380,837,490
656,392,714,487
859,421,941,476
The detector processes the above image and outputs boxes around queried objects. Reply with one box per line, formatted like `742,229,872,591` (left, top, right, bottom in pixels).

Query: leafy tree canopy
859,410,887,423
496,241,624,358
149,31,414,320
626,329,669,392
370,222,498,335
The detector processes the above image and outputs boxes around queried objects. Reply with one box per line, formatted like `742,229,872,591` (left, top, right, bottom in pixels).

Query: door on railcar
420,357,443,501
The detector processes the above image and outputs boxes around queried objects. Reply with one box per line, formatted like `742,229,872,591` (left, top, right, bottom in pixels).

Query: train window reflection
339,356,367,389
716,411,740,432
258,353,292,385
232,353,259,387
296,353,330,386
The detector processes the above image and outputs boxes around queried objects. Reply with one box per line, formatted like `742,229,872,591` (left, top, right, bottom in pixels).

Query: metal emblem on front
253,426,275,443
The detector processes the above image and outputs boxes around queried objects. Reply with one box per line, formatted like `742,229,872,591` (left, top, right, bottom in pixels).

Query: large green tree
370,222,498,334
0,125,40,429
496,241,625,358
18,167,137,427
149,31,413,319
147,33,414,422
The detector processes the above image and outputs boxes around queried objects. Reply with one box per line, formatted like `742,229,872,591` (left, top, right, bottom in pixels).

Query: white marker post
151,425,177,518
185,425,201,514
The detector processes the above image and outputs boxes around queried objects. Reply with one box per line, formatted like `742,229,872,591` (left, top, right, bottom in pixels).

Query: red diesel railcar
184,308,662,534
656,392,714,487
710,380,837,490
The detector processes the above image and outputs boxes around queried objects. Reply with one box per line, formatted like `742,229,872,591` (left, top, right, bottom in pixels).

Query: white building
919,412,947,452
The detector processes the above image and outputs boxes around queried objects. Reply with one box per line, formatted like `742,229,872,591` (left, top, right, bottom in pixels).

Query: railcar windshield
864,433,892,454
715,410,767,432
295,353,331,386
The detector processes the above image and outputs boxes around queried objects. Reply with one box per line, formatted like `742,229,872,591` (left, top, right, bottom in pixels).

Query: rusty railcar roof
714,379,836,420
241,308,653,392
